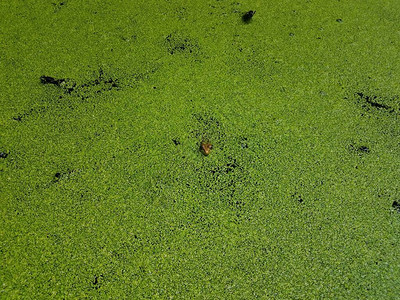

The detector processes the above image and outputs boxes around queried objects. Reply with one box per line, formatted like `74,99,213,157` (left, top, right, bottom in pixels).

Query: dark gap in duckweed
40,68,121,99
53,168,77,183
71,68,121,100
225,157,239,173
165,33,200,55
12,105,49,122
40,76,66,87
172,138,181,146
92,274,104,290
355,92,395,113
13,68,128,122
292,192,304,204
205,156,247,212
348,144,370,155
52,1,67,12
358,145,370,153
392,201,400,213
0,152,8,159
12,115,22,122
209,157,240,175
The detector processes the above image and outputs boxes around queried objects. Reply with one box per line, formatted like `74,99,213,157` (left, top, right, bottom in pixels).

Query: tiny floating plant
200,140,213,156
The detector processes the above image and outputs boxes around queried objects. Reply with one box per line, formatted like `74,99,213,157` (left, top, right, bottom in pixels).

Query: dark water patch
205,156,247,211
225,157,239,173
165,33,200,55
291,192,304,204
355,92,397,113
40,68,121,100
210,156,241,176
40,76,66,86
41,75,76,94
12,115,22,122
52,1,67,13
71,68,121,100
392,201,400,213
172,138,181,146
14,68,126,122
348,144,370,155
0,151,9,159
52,168,78,183
12,105,49,122
357,146,370,153
92,274,104,290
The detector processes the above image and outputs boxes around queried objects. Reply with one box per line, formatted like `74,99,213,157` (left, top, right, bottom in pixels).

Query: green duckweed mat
1,0,400,299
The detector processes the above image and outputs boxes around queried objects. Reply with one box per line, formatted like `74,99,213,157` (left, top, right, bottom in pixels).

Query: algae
1,0,400,298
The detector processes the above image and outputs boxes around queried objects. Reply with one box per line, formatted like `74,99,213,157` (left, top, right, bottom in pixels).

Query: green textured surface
1,0,400,299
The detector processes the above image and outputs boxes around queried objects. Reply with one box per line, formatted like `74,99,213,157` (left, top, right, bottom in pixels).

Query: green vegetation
1,0,400,298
